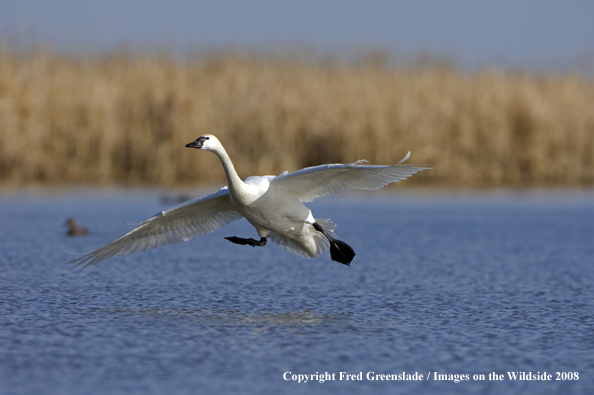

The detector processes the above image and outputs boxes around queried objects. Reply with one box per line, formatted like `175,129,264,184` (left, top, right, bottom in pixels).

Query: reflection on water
108,306,341,327
1,189,593,395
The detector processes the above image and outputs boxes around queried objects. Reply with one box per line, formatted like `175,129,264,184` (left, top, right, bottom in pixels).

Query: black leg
313,222,332,239
225,236,267,247
313,222,356,266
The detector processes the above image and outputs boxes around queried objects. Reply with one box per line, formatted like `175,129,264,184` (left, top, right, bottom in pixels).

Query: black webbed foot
329,239,356,266
225,236,267,247
313,222,356,266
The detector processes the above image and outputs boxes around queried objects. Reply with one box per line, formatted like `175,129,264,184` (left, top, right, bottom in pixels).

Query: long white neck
212,145,247,195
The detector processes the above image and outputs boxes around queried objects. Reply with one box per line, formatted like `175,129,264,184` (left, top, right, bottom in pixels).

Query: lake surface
1,188,593,394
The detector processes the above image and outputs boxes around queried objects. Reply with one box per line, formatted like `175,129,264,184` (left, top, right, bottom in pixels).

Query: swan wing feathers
271,153,430,202
68,188,242,268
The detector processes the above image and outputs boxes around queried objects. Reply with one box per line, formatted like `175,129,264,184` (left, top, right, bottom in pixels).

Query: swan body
68,134,429,268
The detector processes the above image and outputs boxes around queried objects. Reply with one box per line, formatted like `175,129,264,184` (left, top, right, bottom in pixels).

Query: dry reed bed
1,47,593,187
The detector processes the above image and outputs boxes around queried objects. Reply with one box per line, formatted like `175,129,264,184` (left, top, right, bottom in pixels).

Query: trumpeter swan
68,135,429,268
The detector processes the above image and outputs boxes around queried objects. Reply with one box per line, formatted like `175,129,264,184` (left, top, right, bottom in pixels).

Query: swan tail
329,239,356,266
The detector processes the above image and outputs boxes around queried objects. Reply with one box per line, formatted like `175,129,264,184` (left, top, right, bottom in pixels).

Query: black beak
185,139,202,149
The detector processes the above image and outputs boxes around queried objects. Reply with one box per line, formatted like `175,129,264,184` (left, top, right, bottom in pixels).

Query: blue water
1,189,593,394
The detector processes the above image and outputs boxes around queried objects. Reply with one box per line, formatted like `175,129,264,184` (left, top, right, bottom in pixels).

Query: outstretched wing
271,153,430,202
68,188,242,268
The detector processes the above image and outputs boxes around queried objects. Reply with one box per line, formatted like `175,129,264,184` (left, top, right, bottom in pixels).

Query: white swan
68,134,429,268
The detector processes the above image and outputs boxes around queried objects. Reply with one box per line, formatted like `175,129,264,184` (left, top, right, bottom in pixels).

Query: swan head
185,134,221,152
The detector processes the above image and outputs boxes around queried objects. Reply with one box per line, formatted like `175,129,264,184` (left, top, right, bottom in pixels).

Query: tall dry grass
1,45,593,187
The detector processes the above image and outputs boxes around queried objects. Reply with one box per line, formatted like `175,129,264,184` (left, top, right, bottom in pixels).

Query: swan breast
232,176,311,235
